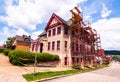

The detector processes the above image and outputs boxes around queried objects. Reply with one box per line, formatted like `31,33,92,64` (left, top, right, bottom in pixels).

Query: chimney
29,35,31,38
23,35,25,38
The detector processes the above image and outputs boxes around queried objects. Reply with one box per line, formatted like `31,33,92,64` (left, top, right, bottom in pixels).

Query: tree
6,37,15,49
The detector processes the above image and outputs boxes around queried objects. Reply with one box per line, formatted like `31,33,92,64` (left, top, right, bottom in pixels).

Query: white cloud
1,0,85,31
0,0,116,51
31,30,42,40
1,27,29,37
3,27,10,36
92,18,120,50
0,27,30,45
15,28,29,35
101,3,111,18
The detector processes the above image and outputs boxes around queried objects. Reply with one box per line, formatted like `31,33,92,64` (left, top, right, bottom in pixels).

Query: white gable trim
50,18,58,26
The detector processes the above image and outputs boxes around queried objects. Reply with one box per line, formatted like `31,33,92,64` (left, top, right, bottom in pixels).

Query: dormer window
24,38,30,43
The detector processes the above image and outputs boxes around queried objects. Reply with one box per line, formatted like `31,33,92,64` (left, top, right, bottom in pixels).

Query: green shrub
112,55,120,61
8,50,35,65
3,49,11,56
0,48,5,53
37,53,59,62
8,50,59,65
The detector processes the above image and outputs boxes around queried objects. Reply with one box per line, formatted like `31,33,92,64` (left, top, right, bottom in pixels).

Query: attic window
24,38,30,43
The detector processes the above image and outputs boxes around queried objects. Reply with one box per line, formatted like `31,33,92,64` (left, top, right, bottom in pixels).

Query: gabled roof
15,35,33,42
15,35,22,41
45,13,69,30
39,31,47,37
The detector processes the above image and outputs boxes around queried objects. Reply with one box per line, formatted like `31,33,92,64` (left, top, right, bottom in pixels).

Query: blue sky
0,0,120,50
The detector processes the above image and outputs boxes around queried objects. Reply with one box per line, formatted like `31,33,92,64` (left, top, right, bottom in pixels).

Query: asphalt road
42,62,120,82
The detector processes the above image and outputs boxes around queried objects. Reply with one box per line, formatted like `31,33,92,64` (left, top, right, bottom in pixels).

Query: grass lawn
0,52,4,55
23,63,108,82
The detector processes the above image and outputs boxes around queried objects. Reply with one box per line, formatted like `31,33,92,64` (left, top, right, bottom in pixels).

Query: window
76,44,78,51
77,58,79,63
48,30,51,37
64,28,68,35
48,42,50,50
72,30,74,36
57,41,60,50
52,41,55,50
64,57,67,65
65,41,67,51
80,44,82,53
32,44,35,51
57,27,61,34
72,57,75,63
72,43,74,51
53,28,56,36
24,38,30,43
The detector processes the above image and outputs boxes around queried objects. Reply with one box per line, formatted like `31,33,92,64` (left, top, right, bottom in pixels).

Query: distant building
13,35,32,51
0,45,5,49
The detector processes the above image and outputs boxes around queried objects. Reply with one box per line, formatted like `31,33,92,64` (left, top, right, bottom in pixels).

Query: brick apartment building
30,7,104,67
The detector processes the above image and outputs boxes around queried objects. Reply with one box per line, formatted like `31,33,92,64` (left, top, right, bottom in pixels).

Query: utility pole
34,41,39,74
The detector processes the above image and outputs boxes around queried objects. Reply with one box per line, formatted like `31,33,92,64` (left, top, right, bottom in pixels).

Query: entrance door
64,57,68,65
40,43,43,52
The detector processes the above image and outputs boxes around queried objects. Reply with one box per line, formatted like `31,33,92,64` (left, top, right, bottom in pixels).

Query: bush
37,53,59,62
3,49,11,56
112,55,120,62
8,50,59,65
8,50,35,65
0,48,6,53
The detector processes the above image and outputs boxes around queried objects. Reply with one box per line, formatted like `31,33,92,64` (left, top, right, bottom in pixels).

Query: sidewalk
0,54,71,82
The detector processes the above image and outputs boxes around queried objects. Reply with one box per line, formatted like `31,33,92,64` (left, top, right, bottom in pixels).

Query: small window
72,43,74,51
64,28,68,35
48,42,50,50
57,27,61,34
48,30,51,37
52,41,55,50
57,41,60,50
77,58,79,63
32,44,35,51
53,28,56,36
24,38,30,43
65,41,67,51
72,57,75,63
72,30,74,36
76,44,78,51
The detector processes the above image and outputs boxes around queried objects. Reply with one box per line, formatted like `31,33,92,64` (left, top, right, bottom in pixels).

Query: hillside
105,50,120,55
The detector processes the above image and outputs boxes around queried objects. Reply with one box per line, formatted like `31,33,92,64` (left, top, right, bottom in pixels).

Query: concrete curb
31,66,110,82
35,73,80,82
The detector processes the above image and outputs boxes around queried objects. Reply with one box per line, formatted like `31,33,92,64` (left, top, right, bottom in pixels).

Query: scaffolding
70,7,101,67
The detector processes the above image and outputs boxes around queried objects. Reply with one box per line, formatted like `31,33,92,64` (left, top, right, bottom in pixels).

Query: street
42,62,120,82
